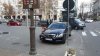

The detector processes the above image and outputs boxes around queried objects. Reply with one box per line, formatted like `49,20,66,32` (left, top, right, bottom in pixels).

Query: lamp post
29,2,36,55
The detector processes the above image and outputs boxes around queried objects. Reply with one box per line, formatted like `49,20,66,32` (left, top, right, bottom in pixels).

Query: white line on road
64,50,68,56
95,30,100,34
82,31,87,36
90,31,98,36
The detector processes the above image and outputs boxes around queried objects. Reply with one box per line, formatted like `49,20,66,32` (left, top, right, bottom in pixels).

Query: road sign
23,0,40,9
63,0,75,10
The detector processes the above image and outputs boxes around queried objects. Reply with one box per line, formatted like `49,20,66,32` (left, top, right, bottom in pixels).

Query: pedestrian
47,19,49,27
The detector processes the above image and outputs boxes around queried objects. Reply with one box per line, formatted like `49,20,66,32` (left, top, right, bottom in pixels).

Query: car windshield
48,23,67,29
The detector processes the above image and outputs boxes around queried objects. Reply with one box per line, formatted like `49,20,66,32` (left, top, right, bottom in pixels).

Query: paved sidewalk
0,27,45,56
0,48,46,56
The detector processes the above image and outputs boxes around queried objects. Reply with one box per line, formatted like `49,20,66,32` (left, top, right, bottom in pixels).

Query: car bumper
40,34,63,42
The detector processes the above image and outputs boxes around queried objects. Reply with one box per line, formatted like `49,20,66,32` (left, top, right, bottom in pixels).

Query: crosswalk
82,31,87,36
81,31,99,37
90,31,98,36
72,30,100,37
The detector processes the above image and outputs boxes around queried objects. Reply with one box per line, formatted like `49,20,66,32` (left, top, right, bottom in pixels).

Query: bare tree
79,2,87,20
40,0,57,19
2,3,15,16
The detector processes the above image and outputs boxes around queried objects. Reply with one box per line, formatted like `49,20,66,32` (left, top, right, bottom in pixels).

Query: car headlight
56,34,63,37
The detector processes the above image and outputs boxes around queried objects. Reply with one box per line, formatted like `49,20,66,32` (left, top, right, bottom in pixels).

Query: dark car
16,19,23,22
0,21,2,24
7,20,22,26
40,22,72,44
74,19,86,30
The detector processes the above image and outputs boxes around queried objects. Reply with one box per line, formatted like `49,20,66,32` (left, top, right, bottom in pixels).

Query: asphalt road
78,21,100,56
0,21,100,56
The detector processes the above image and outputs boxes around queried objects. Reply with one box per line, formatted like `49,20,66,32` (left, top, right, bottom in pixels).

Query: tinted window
48,23,67,29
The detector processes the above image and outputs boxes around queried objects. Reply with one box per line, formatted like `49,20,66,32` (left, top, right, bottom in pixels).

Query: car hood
44,29,65,34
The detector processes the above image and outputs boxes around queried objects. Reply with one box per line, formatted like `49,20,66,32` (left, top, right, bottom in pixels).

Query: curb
17,53,46,56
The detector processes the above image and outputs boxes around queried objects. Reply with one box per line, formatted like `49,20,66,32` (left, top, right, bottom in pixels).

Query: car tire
62,35,66,44
75,27,78,30
0,22,2,24
40,36,45,42
41,39,45,42
62,39,66,44
40,38,45,42
81,28,84,30
77,27,80,30
69,34,71,36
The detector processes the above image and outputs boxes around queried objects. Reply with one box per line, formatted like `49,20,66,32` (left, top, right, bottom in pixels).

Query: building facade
0,0,23,19
92,0,100,20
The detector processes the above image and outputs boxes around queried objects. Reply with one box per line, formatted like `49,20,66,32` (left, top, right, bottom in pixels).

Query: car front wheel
62,35,66,44
40,36,45,42
81,27,84,30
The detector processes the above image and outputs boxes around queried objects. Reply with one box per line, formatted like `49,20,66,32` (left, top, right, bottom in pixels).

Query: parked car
16,19,23,22
0,19,9,23
39,22,72,44
0,21,2,24
74,19,86,30
85,19,93,23
7,20,22,26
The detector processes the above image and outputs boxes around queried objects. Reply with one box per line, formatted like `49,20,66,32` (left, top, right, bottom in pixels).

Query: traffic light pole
67,0,70,45
29,8,37,55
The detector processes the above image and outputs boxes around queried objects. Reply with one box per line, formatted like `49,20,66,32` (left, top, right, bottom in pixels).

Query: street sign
23,0,40,9
63,0,75,10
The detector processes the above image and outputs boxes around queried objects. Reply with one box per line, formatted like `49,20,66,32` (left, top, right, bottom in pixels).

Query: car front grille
45,34,55,38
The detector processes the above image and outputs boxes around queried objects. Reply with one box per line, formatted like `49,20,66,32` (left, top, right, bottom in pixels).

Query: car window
48,23,67,29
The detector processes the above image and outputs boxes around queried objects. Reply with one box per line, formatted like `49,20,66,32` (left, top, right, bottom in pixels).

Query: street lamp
23,0,37,55
28,2,36,56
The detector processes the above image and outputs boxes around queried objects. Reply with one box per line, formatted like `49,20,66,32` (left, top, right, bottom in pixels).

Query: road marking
64,50,68,56
95,30,100,34
82,31,87,36
90,31,98,36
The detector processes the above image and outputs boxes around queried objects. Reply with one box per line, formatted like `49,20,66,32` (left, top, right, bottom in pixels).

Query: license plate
45,38,52,41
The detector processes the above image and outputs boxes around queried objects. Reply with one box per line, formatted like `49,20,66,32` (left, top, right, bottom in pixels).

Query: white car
85,19,93,23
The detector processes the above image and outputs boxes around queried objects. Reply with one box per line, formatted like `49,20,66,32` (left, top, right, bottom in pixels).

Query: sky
78,0,92,7
78,0,92,13
0,0,92,12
